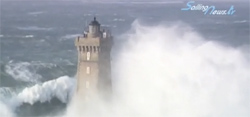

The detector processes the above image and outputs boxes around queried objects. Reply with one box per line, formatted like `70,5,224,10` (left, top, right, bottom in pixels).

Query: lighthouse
75,17,113,99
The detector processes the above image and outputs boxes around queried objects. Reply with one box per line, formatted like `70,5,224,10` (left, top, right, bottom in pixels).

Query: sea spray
0,101,15,117
65,21,250,117
14,76,75,106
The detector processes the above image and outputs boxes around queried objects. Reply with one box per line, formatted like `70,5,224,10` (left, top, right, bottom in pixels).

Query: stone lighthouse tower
75,17,113,99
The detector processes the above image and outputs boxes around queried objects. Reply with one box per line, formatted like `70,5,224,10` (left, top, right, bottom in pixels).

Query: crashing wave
9,76,76,108
0,76,75,117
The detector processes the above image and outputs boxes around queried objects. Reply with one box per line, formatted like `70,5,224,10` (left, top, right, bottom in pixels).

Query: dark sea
0,1,249,117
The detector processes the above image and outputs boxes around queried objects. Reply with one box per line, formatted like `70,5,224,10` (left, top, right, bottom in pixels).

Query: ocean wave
60,34,81,41
0,87,16,99
27,11,44,15
234,20,248,23
215,21,228,24
0,35,34,39
0,76,75,117
113,18,125,22
24,35,34,38
53,58,74,66
101,24,111,27
5,61,57,83
10,76,75,107
17,26,53,31
83,14,93,16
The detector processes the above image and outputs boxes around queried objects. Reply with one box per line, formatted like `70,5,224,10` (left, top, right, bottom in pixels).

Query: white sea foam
61,34,81,41
5,61,42,83
0,76,75,116
101,24,111,27
53,58,74,65
5,76,75,109
28,11,44,15
113,18,126,22
5,61,57,83
65,21,250,117
234,20,248,23
15,76,75,105
0,87,16,99
25,35,34,38
17,26,53,31
83,14,93,16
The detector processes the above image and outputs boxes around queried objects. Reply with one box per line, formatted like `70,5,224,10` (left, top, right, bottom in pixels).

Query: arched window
86,67,90,74
93,46,96,52
87,52,90,60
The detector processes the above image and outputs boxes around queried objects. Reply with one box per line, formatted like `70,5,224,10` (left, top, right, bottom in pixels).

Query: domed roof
89,17,100,26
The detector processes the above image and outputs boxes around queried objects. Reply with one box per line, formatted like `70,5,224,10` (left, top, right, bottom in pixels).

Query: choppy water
0,1,249,117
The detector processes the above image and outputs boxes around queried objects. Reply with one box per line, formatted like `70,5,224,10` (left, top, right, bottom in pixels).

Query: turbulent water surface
0,1,249,117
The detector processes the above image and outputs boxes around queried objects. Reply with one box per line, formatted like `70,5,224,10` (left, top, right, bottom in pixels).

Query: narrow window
86,66,90,74
87,52,90,60
93,46,96,52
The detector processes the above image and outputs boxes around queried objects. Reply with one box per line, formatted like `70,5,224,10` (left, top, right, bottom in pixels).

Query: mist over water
0,101,15,117
64,21,250,117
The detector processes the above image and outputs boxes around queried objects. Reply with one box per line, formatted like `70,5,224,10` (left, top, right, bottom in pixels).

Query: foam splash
10,76,75,107
0,75,75,117
65,21,250,117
